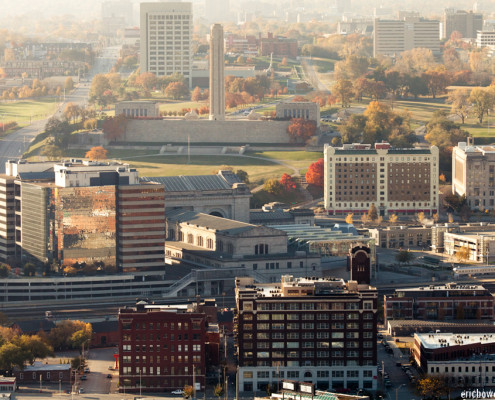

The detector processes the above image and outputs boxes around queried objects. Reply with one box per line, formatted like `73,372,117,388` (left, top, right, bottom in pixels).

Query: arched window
187,234,193,244
168,229,175,240
207,238,214,249
197,236,204,247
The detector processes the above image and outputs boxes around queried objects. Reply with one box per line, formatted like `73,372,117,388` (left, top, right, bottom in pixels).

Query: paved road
0,46,120,173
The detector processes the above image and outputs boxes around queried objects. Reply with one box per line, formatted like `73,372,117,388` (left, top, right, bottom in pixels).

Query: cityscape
2,1,495,399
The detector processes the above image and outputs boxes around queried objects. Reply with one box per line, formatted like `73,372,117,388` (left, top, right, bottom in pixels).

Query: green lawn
250,150,323,161
390,99,450,124
0,98,59,125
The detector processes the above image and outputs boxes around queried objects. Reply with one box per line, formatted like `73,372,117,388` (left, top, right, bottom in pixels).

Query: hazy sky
0,0,490,21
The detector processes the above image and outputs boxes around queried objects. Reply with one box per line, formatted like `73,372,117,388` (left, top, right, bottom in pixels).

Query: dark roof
166,209,256,235
91,319,118,333
13,319,55,334
141,171,241,192
18,171,55,181
250,210,293,222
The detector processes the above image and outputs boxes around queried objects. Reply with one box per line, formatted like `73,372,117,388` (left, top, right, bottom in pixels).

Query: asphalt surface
0,46,120,173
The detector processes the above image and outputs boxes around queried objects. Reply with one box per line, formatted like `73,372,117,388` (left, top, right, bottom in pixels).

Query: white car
171,389,184,395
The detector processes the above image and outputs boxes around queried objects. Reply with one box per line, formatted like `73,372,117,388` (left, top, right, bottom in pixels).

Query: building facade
452,140,495,210
384,283,494,324
118,302,209,392
444,231,495,263
373,17,441,57
413,332,495,387
115,101,160,118
0,175,15,262
260,33,298,58
235,276,378,392
369,225,432,249
275,102,320,127
443,9,483,39
477,31,495,48
140,2,192,86
324,143,439,216
165,210,321,282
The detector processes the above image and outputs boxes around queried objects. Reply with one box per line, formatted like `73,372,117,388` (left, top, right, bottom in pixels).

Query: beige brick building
324,143,439,216
115,101,160,118
275,101,320,127
453,139,495,210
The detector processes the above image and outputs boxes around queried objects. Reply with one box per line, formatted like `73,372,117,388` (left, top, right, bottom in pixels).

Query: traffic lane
85,347,118,394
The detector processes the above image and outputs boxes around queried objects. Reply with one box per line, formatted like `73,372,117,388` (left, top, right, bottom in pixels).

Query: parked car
84,367,90,373
172,389,185,395
80,375,87,381
79,388,84,393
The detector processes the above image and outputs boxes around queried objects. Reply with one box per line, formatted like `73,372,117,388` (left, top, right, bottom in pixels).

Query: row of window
243,350,372,359
242,360,375,367
121,321,202,330
245,370,373,379
243,301,369,311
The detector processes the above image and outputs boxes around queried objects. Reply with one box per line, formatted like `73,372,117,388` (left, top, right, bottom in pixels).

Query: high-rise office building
140,2,192,86
373,17,440,57
209,24,225,121
443,9,483,40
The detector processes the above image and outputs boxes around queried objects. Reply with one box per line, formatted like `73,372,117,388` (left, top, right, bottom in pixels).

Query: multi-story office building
235,275,378,392
373,17,440,57
444,231,495,263
0,175,15,261
140,2,192,86
443,9,483,39
2,160,165,270
324,143,439,217
452,139,495,210
413,333,495,387
119,301,210,392
477,31,495,48
384,282,494,324
369,225,432,249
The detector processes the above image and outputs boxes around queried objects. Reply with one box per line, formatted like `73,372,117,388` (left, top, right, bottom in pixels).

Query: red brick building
119,301,216,392
260,33,298,58
14,363,71,383
384,283,494,324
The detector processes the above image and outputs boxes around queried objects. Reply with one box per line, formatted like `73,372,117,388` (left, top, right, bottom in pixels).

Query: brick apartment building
260,33,298,58
324,143,439,216
118,300,218,392
384,282,494,324
235,275,378,392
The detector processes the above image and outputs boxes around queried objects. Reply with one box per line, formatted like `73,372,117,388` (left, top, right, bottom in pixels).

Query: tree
367,204,378,221
287,118,316,143
164,81,189,100
456,245,470,262
213,383,224,398
64,102,81,124
0,343,26,372
387,213,399,224
135,72,157,90
18,335,54,365
102,114,127,142
360,214,369,225
280,173,297,192
89,74,110,104
422,69,451,99
23,263,36,277
345,213,353,224
264,179,284,196
417,211,425,224
183,385,194,399
415,377,448,399
305,159,324,187
447,87,470,122
85,146,108,161
64,77,74,91
339,114,366,143
191,86,203,102
469,87,494,124
71,356,87,372
396,250,415,265
235,170,249,183
49,321,92,350
41,143,63,161
332,79,353,107
70,327,92,351
0,264,11,278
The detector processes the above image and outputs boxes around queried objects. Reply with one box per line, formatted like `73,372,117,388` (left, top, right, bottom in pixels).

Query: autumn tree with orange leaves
287,118,316,144
102,114,127,142
85,146,108,161
280,173,297,191
305,159,324,187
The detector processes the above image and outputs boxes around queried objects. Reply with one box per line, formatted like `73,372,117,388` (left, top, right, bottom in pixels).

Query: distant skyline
0,0,490,26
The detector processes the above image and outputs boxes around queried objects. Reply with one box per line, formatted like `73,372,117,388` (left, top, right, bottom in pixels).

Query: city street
0,46,120,173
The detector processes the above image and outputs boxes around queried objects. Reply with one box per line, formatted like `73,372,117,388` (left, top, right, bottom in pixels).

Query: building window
207,238,214,249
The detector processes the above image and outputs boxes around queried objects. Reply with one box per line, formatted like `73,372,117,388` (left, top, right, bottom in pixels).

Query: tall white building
373,17,440,57
140,2,192,86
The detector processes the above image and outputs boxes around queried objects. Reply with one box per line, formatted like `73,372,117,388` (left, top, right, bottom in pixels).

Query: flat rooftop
397,283,487,292
416,332,495,349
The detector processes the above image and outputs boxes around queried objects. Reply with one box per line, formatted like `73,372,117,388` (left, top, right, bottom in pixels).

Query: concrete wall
123,119,291,144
